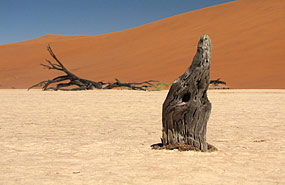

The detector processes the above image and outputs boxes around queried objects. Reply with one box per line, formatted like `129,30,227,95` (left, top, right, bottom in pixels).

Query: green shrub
153,82,172,91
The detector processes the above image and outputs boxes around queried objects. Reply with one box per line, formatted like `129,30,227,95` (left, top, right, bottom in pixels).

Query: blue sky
0,0,234,45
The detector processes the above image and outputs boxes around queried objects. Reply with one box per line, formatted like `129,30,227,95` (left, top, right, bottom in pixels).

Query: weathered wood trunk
162,34,212,151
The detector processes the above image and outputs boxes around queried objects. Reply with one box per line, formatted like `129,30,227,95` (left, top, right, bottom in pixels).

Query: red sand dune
0,0,284,89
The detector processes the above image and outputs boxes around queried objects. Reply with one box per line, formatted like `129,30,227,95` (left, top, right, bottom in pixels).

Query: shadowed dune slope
0,0,284,89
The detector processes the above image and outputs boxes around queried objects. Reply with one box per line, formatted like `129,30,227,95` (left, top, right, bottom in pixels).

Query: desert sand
0,89,284,184
0,0,285,89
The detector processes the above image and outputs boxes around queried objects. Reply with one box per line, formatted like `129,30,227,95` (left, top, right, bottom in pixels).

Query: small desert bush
151,82,172,91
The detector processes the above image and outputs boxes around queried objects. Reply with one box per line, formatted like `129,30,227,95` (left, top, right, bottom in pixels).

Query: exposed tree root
151,142,217,152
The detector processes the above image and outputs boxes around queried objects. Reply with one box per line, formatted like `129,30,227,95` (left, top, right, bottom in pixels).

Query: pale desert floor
0,89,284,185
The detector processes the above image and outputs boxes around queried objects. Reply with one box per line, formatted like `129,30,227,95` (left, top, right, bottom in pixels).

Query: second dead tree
210,78,227,86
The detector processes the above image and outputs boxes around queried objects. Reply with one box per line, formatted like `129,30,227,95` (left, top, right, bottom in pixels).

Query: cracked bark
161,34,214,151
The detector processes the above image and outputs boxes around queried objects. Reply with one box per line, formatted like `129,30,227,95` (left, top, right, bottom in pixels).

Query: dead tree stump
161,34,214,151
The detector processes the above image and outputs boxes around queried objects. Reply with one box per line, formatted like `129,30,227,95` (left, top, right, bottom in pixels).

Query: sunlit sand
0,89,284,184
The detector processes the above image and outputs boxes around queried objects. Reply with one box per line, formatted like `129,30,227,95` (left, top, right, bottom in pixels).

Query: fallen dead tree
104,78,157,90
209,78,229,89
28,45,157,91
210,78,226,85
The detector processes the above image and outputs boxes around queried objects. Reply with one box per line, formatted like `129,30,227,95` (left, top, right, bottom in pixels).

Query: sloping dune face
0,0,284,89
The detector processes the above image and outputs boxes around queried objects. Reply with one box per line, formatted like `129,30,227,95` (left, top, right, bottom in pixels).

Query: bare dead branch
28,45,158,91
210,78,226,85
